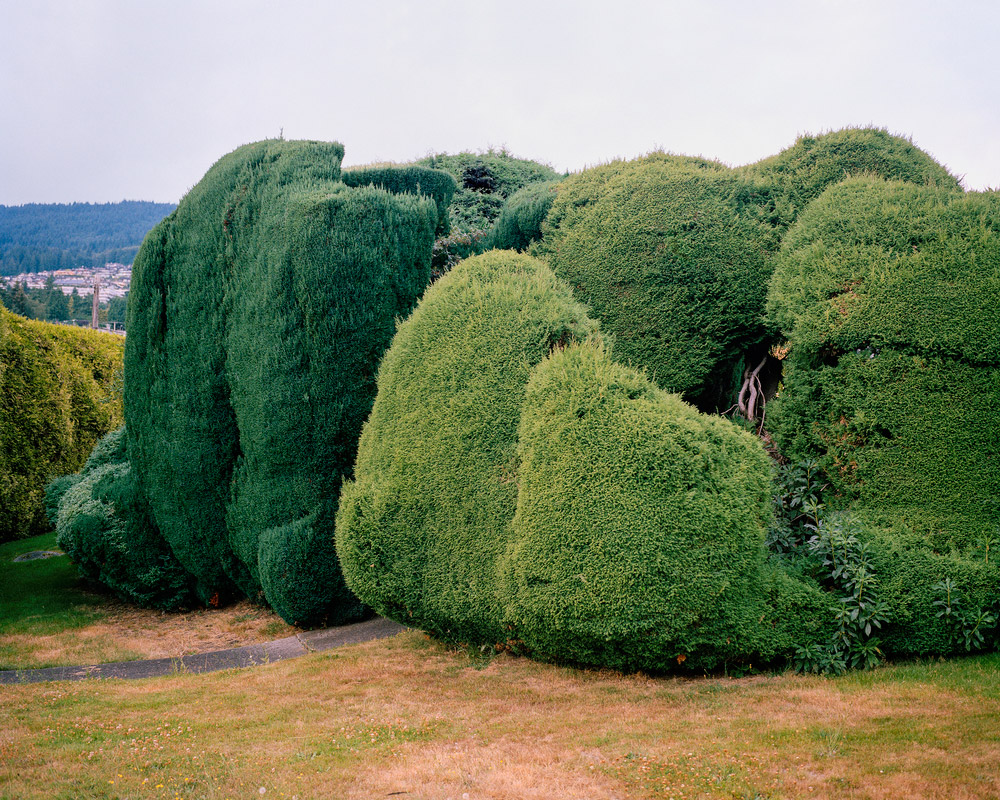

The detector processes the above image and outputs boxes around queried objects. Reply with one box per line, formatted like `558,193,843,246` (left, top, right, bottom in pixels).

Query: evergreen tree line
0,201,175,276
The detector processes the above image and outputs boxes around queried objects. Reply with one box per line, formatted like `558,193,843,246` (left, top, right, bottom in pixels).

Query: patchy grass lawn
0,533,294,670
1,631,998,799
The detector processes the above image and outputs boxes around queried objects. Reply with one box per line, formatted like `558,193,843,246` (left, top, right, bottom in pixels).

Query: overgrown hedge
767,177,999,539
125,139,438,624
535,154,778,410
0,307,123,541
54,427,196,609
416,150,560,235
337,250,832,671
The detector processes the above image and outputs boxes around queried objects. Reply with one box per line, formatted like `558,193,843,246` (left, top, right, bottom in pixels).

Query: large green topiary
55,427,196,609
0,307,123,541
125,139,438,624
336,251,599,644
766,177,999,539
498,341,810,671
536,153,778,411
337,250,832,671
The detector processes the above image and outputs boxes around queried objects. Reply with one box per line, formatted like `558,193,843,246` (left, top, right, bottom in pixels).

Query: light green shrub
0,307,123,541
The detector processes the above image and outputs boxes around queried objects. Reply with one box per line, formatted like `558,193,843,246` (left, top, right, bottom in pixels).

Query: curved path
0,616,405,685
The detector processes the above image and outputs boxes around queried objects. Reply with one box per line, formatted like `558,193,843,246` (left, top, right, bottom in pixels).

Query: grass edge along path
0,617,405,684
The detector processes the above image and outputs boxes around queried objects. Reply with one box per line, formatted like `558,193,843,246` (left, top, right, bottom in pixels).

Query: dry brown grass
2,631,998,799
3,600,296,669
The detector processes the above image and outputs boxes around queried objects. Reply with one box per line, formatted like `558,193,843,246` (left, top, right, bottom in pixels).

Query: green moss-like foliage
0,307,123,541
342,164,456,235
767,178,1000,539
486,179,561,252
739,127,961,226
338,250,830,670
416,150,560,235
125,139,437,624
536,154,777,410
500,342,799,671
55,427,196,609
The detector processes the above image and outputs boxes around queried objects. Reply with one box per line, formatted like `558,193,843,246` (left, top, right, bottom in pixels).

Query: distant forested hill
0,201,176,276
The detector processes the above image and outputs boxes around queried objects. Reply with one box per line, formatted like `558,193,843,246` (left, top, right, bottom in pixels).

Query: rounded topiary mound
0,307,123,541
338,249,831,670
336,251,599,644
498,341,778,670
125,139,438,624
767,177,999,540
536,154,777,410
739,127,961,225
55,427,196,609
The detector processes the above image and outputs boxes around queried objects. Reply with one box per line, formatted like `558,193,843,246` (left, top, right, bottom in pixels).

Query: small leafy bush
55,427,196,610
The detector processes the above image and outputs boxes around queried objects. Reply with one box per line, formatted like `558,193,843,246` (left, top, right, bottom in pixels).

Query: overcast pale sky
2,0,997,205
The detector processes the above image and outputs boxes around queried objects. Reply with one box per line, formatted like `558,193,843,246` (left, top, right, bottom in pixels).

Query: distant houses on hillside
7,262,131,299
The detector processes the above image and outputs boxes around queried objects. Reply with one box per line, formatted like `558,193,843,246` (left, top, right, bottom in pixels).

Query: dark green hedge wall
125,139,437,624
0,307,123,541
767,177,998,544
342,165,456,234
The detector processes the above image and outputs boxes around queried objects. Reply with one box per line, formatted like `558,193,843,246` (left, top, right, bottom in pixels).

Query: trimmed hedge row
767,178,999,539
124,139,438,624
0,307,123,541
533,130,960,414
337,251,832,671
739,127,961,225
342,165,456,234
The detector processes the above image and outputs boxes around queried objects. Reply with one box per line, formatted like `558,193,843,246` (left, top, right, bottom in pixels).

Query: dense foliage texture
416,150,560,235
536,154,778,410
342,165,456,234
486,179,561,252
337,251,831,671
739,127,961,228
125,139,437,624
766,178,1000,657
0,307,123,541
54,427,196,609
0,201,175,276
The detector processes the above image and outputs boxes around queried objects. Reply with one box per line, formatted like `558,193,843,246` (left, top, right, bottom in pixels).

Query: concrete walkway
0,616,405,685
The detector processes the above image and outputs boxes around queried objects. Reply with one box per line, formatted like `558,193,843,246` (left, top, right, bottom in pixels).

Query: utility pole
92,279,100,329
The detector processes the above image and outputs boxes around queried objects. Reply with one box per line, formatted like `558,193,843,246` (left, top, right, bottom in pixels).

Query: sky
1,0,998,205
